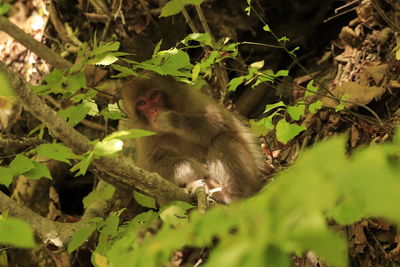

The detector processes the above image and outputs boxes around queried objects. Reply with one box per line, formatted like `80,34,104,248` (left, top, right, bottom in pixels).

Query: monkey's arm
155,111,228,145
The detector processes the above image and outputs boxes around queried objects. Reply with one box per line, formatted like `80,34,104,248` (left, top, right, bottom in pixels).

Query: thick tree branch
0,61,191,203
0,191,81,249
0,15,71,69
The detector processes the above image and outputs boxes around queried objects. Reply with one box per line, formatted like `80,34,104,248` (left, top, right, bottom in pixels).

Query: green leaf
104,129,155,141
96,215,120,254
309,100,322,114
93,139,124,157
36,143,79,164
275,69,289,77
100,104,124,120
0,72,15,101
263,24,271,32
23,161,52,180
66,72,86,94
287,103,305,121
0,167,14,187
133,191,157,209
32,69,66,95
88,53,119,65
182,33,212,47
276,119,306,144
82,100,99,116
228,77,245,92
9,155,35,174
58,104,90,126
159,201,193,227
278,36,290,42
112,64,137,78
0,218,35,248
68,224,97,253
160,0,205,17
250,116,274,136
83,183,115,209
90,41,120,55
71,89,97,103
0,3,10,15
71,152,94,176
305,80,318,96
263,101,286,114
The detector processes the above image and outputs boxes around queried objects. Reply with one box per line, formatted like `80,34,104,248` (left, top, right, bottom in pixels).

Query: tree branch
0,15,71,69
0,191,81,249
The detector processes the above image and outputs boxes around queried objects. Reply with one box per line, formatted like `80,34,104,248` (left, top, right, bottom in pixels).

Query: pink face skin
135,90,165,125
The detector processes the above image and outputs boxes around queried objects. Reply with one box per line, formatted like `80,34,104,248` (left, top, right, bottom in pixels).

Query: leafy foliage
76,135,400,267
0,216,36,248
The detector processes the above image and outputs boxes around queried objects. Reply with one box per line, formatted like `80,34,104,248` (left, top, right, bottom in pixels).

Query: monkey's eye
150,91,158,99
137,100,146,107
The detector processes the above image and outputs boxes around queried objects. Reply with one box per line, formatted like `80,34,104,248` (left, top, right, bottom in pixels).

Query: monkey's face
135,89,166,125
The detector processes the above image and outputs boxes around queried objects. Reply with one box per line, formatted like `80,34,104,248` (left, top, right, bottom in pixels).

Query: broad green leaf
0,167,14,187
192,63,201,81
0,72,15,101
82,100,99,116
88,53,119,65
71,152,94,176
153,39,162,56
160,201,194,227
250,60,264,69
100,105,123,120
275,69,289,77
9,155,35,174
71,89,97,103
291,216,347,267
263,101,286,114
309,100,322,114
90,41,120,55
66,72,86,94
93,139,124,157
83,183,115,209
287,103,305,121
92,252,112,267
276,119,306,144
249,116,274,136
112,64,136,78
263,24,271,32
32,69,66,94
104,129,155,141
0,3,10,15
182,33,212,47
68,224,97,253
305,80,318,96
36,143,79,164
133,191,157,209
0,218,35,248
58,104,90,126
23,161,52,180
228,76,245,92
160,0,205,17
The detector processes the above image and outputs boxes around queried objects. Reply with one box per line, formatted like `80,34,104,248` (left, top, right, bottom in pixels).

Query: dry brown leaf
322,82,386,109
363,64,388,85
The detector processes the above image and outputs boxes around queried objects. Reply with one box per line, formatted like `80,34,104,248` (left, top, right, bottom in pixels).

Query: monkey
121,72,266,204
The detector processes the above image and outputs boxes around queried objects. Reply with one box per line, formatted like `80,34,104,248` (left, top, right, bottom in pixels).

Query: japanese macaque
121,72,265,204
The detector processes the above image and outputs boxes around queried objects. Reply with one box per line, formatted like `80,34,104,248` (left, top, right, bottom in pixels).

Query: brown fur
121,73,265,203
